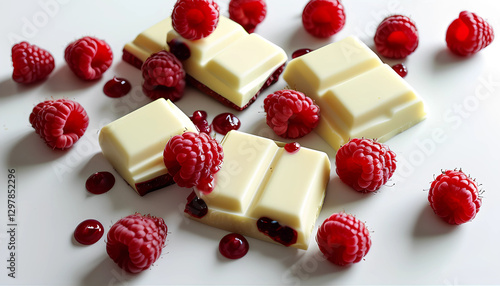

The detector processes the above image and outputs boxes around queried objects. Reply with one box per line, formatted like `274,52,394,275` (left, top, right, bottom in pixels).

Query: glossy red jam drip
86,171,115,194
392,63,408,77
256,217,297,246
168,39,191,60
190,110,212,134
103,77,132,98
213,113,241,135
292,48,313,59
284,142,301,153
74,219,104,245
219,233,249,259
184,191,208,218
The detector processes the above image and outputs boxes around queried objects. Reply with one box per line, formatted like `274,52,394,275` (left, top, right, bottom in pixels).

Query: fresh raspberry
335,138,396,192
263,89,320,139
172,0,220,40
11,42,55,84
428,169,482,225
228,0,267,33
141,50,186,102
374,15,419,59
106,213,167,274
302,0,346,38
446,11,494,57
163,132,223,194
64,36,113,80
29,99,89,150
316,212,371,266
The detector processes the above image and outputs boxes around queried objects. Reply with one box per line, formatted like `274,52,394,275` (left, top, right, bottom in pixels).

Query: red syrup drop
392,63,408,77
86,171,115,194
190,110,212,134
213,113,241,135
284,142,301,153
103,76,132,98
74,219,104,245
292,48,313,59
219,233,249,259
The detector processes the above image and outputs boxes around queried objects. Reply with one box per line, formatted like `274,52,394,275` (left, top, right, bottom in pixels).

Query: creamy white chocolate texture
123,16,287,109
98,98,198,196
187,130,331,250
283,36,426,150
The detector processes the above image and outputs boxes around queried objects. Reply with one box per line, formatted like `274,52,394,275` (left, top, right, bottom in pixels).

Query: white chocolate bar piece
283,36,426,150
122,16,287,110
98,98,198,195
187,130,331,250
165,16,287,109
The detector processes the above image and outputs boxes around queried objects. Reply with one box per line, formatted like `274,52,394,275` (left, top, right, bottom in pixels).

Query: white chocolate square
283,36,426,149
98,99,198,195
189,130,331,250
123,18,172,63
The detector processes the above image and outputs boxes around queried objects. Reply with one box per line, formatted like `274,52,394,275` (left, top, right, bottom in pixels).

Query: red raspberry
141,50,186,102
263,89,320,139
302,0,346,38
428,169,482,225
29,99,89,150
106,213,167,274
335,138,396,192
316,212,371,266
229,0,267,33
11,42,55,84
172,0,220,40
64,36,113,80
374,15,419,59
446,11,494,57
163,132,223,194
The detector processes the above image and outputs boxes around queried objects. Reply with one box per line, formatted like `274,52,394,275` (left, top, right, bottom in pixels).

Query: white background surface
1,0,499,285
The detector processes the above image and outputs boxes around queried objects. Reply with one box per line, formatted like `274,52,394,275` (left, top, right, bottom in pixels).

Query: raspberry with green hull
428,169,482,225
335,138,396,192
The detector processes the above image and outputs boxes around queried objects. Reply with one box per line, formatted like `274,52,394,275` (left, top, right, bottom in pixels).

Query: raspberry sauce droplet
284,142,301,153
292,48,313,58
213,113,241,135
219,233,249,259
392,63,408,77
74,219,104,245
190,110,212,134
103,77,132,98
86,171,115,194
